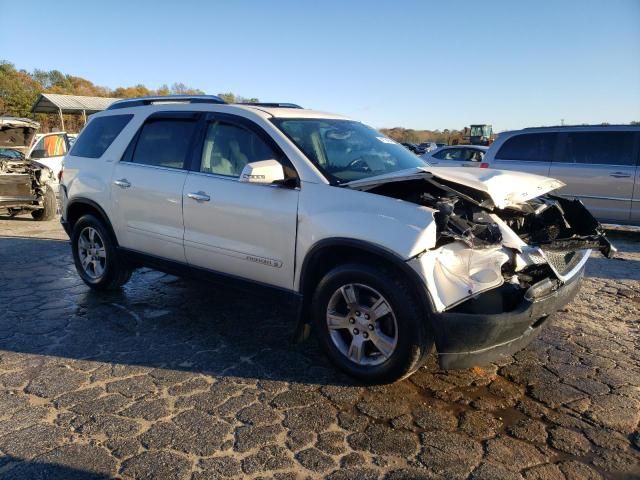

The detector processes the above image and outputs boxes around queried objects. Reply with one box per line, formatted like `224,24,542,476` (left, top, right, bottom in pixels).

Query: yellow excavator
452,124,495,146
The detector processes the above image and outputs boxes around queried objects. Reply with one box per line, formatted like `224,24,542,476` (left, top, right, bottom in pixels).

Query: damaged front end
0,157,54,216
347,168,614,368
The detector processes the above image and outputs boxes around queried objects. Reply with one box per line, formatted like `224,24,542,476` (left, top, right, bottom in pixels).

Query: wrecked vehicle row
0,117,57,220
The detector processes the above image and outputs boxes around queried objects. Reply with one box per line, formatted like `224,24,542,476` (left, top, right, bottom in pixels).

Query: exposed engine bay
0,157,54,215
350,172,614,313
0,117,54,216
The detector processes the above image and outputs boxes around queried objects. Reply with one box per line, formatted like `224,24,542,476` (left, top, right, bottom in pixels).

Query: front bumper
432,269,584,369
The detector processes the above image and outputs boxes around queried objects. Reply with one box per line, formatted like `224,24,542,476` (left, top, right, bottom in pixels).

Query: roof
438,145,488,151
31,93,119,114
239,106,350,120
499,124,640,136
93,103,350,122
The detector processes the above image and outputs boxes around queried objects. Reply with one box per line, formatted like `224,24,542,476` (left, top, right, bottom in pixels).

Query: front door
110,113,199,262
182,116,299,290
29,132,69,181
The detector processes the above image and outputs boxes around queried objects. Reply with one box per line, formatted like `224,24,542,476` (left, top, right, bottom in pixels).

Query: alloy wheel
326,283,398,366
77,226,107,280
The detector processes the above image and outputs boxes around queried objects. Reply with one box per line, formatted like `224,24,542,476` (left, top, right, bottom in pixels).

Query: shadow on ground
0,236,352,387
1,454,111,480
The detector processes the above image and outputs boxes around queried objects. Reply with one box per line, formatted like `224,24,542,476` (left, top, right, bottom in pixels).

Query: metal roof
31,93,119,114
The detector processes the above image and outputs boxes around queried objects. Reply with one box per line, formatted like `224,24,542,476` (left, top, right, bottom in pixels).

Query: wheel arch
66,198,119,245
295,238,436,341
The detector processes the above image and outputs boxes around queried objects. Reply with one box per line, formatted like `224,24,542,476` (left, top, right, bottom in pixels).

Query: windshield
273,119,428,183
0,148,23,159
470,125,490,137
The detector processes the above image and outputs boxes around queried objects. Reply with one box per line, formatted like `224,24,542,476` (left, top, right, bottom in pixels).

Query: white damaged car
0,117,58,220
60,97,614,383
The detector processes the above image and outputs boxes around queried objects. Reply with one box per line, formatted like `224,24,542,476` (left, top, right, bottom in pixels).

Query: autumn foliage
0,60,256,133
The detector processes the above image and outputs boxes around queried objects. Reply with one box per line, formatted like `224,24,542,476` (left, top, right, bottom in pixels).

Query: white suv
60,96,613,383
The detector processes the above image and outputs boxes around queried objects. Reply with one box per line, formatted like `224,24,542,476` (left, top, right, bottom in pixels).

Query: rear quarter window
70,114,133,158
495,133,557,162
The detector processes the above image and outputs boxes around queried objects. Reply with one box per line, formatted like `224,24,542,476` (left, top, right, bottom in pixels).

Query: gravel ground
0,216,638,479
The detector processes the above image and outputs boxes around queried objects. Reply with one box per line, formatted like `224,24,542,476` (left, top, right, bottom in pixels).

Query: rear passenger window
464,149,484,162
131,119,197,169
71,115,132,158
564,132,636,165
495,133,557,162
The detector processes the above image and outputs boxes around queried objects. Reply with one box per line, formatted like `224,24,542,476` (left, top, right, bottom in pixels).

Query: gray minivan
484,126,640,225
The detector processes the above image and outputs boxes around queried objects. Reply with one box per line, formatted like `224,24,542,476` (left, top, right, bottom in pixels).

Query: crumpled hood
0,117,40,155
345,166,565,209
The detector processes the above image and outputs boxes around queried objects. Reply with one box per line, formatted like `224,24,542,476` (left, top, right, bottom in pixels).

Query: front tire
312,263,432,384
71,214,132,290
31,186,56,221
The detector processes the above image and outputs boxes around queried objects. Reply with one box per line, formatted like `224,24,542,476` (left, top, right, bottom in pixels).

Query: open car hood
0,117,40,155
345,167,566,210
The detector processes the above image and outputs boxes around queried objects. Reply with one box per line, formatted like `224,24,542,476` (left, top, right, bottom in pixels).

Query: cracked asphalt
0,216,638,480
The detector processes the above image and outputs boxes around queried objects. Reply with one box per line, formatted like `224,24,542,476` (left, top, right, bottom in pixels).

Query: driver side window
200,121,276,177
33,134,68,157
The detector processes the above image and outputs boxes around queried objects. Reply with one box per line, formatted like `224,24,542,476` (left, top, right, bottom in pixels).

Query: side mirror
30,149,49,159
239,159,285,185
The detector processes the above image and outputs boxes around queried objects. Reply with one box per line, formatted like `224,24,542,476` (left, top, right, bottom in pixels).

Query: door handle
113,178,131,188
609,172,631,178
187,191,211,202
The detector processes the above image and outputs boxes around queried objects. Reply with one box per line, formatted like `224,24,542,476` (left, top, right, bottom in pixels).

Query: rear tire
312,263,432,384
71,214,132,290
31,186,56,221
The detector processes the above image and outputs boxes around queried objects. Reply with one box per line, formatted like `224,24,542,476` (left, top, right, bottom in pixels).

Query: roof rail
242,102,303,109
107,95,226,110
519,124,639,130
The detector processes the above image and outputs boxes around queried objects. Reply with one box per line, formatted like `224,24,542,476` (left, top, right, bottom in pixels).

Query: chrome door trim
559,193,630,202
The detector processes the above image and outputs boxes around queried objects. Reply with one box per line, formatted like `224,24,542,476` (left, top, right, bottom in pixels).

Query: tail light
480,162,489,168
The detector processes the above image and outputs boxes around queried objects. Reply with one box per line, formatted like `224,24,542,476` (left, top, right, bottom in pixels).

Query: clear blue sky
3,0,639,131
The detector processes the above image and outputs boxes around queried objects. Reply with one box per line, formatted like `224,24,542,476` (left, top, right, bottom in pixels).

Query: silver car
484,125,640,225
421,145,488,167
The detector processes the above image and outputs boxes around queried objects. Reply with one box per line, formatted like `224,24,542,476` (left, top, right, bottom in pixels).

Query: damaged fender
347,167,614,314
409,243,511,313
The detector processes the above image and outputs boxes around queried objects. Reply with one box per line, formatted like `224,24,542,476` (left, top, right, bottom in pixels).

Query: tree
156,84,171,96
0,61,41,118
217,92,236,103
171,82,204,95
216,92,259,103
0,59,260,131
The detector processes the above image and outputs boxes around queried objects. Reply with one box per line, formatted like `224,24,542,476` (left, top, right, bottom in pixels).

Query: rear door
490,132,557,176
632,157,640,225
549,131,637,224
110,112,199,262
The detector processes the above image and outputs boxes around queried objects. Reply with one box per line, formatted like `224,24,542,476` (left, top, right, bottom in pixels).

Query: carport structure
31,93,119,130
